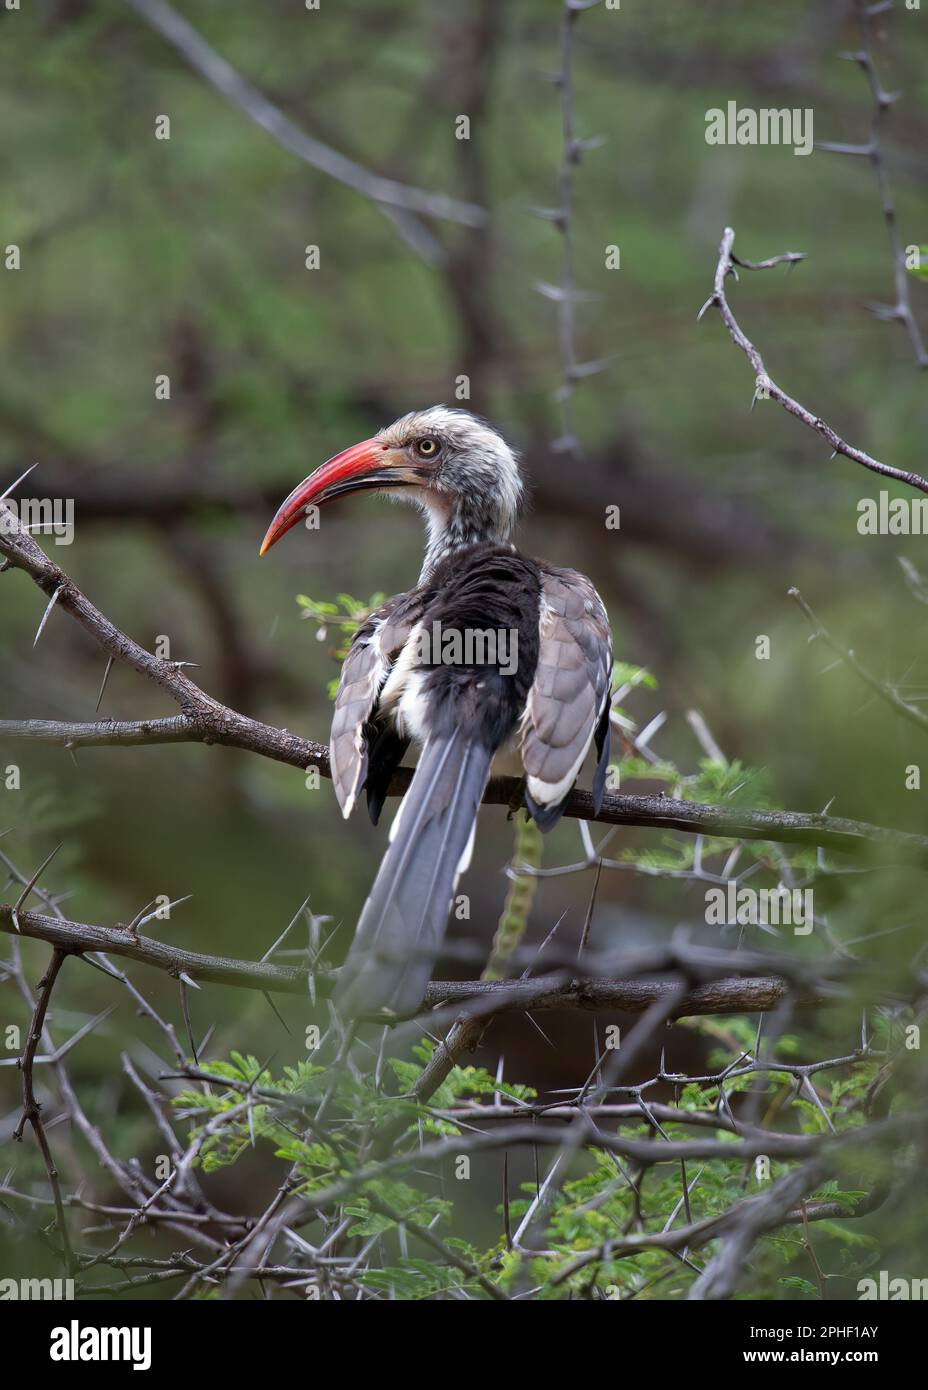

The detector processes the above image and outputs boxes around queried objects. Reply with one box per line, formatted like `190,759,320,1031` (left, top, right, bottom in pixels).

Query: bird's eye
415,436,439,458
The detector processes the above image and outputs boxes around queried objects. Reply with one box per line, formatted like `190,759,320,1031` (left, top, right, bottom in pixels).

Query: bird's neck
419,495,513,583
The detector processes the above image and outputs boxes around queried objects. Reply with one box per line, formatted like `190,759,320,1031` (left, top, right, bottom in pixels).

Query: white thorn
34,584,64,647
0,462,38,504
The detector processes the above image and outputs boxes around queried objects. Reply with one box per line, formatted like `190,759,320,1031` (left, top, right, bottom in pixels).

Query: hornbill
259,408,612,1018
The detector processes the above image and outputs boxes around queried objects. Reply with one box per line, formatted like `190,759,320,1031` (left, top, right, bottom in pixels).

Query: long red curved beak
259,437,419,556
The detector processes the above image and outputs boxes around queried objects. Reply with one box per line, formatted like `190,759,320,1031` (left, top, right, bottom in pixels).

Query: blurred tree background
1,0,927,1299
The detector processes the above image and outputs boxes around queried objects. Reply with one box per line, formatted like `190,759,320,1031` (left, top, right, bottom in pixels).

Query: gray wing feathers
329,596,414,817
522,568,612,812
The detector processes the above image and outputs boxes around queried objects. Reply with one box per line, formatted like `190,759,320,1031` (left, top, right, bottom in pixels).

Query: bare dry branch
5,706,927,861
701,226,928,495
1,904,834,1018
12,946,74,1273
817,2,928,367
123,0,484,267
2,513,928,864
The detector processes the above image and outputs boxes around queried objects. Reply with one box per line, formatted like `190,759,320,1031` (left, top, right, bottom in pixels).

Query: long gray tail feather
334,730,492,1019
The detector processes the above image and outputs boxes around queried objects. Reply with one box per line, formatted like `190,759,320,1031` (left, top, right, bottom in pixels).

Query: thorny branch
2,902,853,1017
2,514,927,865
817,0,927,367
12,945,74,1273
4,799,918,1299
540,0,606,458
701,226,928,496
549,1109,903,1295
790,585,928,734
1,791,922,1299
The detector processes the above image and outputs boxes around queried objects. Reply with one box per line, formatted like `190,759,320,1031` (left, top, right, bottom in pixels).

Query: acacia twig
13,947,74,1273
701,227,928,496
3,514,926,863
546,0,603,457
0,904,834,1017
790,585,928,733
2,713,926,864
817,1,928,367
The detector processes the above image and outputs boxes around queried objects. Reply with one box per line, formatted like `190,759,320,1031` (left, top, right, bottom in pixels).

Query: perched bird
260,408,612,1018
